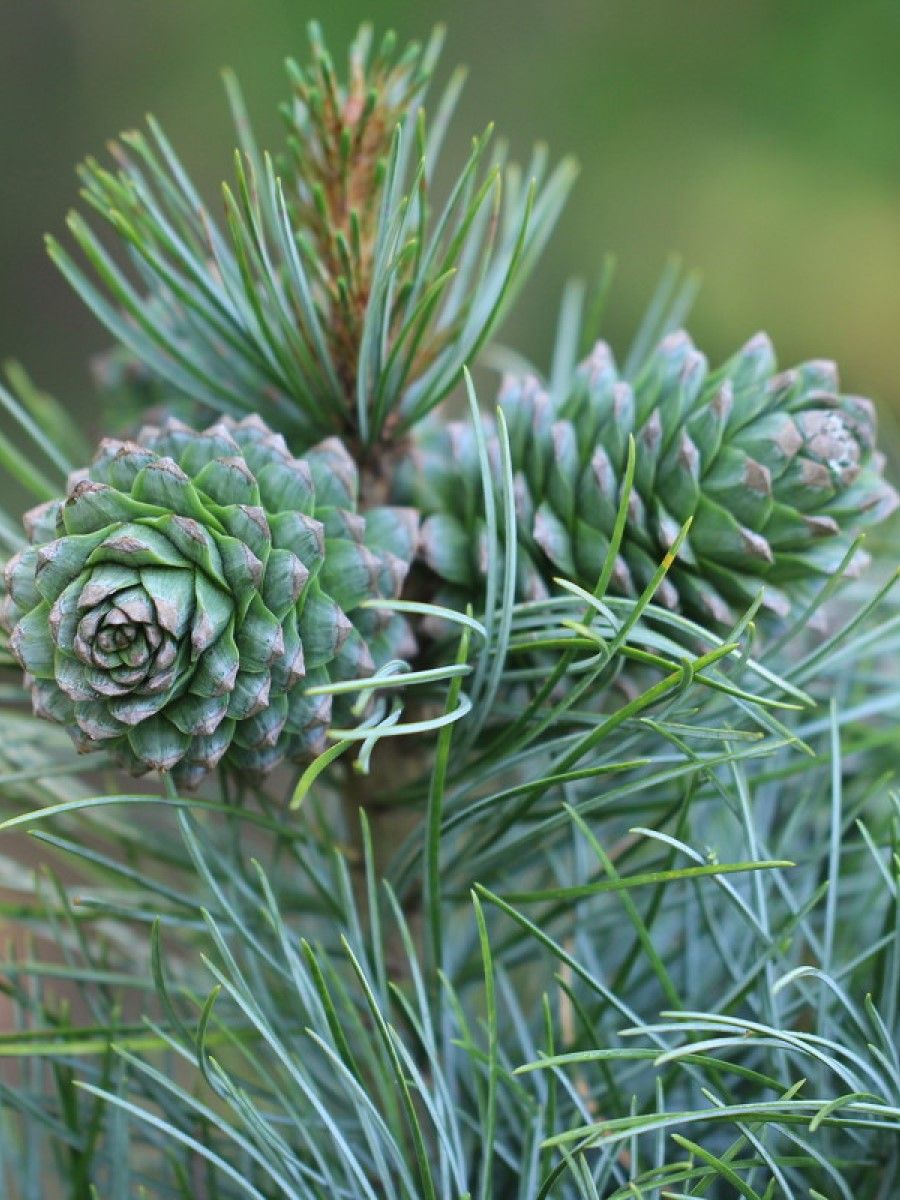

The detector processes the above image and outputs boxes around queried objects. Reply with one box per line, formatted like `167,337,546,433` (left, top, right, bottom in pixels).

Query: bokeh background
3,0,900,438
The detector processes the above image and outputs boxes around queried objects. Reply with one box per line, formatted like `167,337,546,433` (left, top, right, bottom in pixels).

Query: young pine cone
1,415,417,787
409,331,898,626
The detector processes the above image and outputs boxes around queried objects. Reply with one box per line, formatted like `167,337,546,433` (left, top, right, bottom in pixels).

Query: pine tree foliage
51,23,576,451
0,20,899,1200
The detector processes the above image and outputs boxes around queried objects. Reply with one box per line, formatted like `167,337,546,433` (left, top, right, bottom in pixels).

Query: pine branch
0,18,898,1199
48,23,576,454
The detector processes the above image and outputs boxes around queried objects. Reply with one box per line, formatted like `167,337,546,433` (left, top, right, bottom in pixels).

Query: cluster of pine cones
2,328,896,784
1,24,896,785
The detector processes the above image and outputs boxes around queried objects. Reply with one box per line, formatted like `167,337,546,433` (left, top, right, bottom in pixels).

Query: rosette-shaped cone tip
1,416,418,786
408,331,898,626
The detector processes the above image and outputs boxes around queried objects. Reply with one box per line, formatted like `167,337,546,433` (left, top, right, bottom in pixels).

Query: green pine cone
1,415,417,786
409,331,898,625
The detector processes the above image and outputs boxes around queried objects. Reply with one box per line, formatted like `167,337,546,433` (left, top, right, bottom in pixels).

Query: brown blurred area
2,0,900,451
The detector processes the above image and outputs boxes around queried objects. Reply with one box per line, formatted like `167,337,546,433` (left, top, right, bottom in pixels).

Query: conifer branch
49,23,576,453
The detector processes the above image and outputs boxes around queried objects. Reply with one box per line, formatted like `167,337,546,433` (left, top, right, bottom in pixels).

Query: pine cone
410,332,898,625
1,416,417,786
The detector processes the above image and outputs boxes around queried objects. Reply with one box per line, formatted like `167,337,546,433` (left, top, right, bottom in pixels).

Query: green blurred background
3,0,900,436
